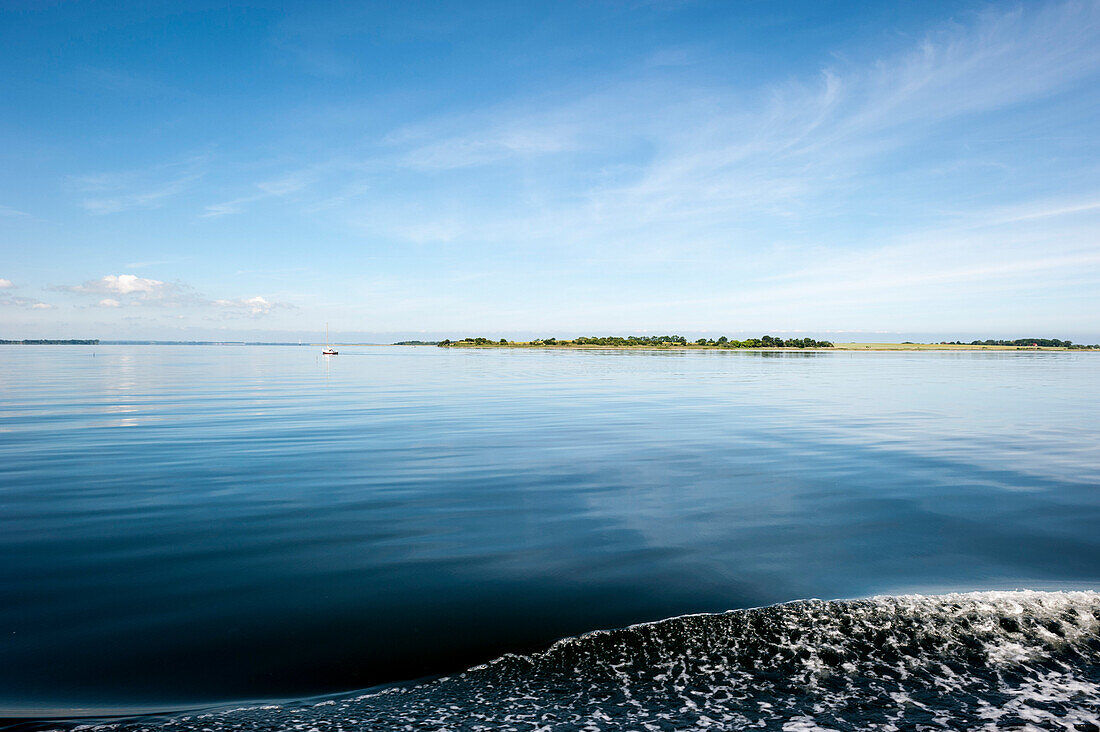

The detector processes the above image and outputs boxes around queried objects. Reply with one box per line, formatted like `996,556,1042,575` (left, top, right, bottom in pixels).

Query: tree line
942,339,1099,349
0,339,99,345
438,335,834,348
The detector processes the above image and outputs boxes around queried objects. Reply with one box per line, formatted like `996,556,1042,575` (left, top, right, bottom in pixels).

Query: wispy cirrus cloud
0,204,31,218
394,124,580,171
72,156,207,215
979,198,1100,226
201,171,314,218
101,0,1100,335
233,0,1100,257
329,0,1100,327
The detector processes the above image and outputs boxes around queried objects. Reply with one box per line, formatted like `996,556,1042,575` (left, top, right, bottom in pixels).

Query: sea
1,345,1098,730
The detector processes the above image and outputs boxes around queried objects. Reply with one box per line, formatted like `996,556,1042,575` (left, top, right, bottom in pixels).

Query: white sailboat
322,323,338,355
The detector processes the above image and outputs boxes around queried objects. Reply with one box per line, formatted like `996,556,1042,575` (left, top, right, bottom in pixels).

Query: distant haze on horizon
2,0,1099,342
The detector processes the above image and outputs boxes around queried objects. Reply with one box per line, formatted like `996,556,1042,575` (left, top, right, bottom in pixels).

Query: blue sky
1,0,1099,341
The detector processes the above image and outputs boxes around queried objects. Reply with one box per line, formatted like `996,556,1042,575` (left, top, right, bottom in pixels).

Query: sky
1,0,1099,342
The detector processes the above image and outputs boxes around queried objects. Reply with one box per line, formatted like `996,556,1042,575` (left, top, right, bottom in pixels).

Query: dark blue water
2,346,1099,727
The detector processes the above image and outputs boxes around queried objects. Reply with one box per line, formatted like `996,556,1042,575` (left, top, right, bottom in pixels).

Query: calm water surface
1,345,1098,713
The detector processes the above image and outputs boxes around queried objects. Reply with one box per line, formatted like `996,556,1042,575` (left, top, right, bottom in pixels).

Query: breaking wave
36,591,1100,731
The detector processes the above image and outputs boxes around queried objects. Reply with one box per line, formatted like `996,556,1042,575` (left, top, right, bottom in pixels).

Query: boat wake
34,591,1100,731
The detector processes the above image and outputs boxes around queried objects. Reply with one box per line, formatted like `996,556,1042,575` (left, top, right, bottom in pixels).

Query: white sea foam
51,591,1100,732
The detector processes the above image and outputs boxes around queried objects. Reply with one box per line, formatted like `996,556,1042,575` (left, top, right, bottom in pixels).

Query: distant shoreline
437,335,1099,351
3,340,1098,351
440,342,1099,351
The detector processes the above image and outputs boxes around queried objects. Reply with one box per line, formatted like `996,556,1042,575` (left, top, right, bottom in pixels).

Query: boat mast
325,322,329,348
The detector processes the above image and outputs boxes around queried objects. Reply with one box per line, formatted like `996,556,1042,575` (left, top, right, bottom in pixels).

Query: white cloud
73,274,168,296
0,278,54,309
212,295,292,317
59,274,295,318
61,273,198,308
0,294,54,309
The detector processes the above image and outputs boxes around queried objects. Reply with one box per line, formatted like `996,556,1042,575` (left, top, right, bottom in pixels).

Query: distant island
0,339,99,345
393,340,440,345
947,339,1078,347
440,335,833,348
438,336,1100,350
